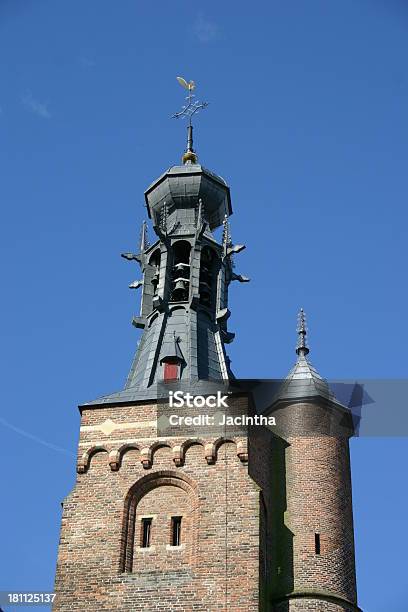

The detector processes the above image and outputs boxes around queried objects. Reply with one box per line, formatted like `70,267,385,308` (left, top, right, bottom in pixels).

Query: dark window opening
149,250,161,297
315,533,321,555
141,518,152,548
171,241,191,302
163,362,179,382
199,246,217,308
171,516,182,546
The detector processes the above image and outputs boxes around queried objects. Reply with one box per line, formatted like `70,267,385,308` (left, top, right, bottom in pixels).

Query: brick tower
264,310,360,611
54,92,360,611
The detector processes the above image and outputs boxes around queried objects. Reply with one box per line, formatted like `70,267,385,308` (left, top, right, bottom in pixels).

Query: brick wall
54,396,359,611
268,401,359,612
54,396,262,611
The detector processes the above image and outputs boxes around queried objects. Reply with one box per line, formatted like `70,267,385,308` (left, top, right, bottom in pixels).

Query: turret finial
172,76,208,165
296,308,309,357
222,214,232,255
140,220,149,252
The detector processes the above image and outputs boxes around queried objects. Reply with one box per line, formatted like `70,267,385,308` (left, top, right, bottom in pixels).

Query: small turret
266,310,358,611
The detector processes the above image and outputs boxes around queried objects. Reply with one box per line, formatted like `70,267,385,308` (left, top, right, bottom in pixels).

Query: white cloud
194,13,219,43
21,90,51,119
80,56,96,69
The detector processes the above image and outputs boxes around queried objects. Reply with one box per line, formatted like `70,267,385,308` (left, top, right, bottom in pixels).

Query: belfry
54,80,360,611
103,128,239,394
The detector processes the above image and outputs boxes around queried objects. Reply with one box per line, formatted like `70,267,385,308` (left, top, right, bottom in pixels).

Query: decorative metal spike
231,273,250,283
140,220,149,252
129,280,143,289
121,252,138,261
222,214,232,254
296,308,310,356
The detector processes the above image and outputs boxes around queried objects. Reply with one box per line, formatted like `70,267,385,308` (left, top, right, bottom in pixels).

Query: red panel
163,362,179,381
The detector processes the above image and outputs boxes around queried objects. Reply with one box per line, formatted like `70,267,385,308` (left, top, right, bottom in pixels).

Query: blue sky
1,1,408,610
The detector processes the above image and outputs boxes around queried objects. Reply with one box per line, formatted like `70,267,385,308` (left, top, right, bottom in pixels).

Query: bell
151,271,159,294
172,278,188,301
174,279,186,291
173,263,190,281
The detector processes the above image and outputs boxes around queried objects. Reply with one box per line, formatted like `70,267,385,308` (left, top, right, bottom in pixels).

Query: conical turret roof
275,351,336,403
272,309,338,404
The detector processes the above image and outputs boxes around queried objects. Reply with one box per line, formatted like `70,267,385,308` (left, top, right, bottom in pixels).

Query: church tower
54,83,360,611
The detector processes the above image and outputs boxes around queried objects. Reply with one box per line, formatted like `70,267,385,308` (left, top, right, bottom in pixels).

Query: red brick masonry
54,396,358,612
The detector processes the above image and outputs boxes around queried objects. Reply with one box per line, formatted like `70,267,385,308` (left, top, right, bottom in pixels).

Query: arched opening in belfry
149,249,161,296
170,240,191,302
199,246,217,308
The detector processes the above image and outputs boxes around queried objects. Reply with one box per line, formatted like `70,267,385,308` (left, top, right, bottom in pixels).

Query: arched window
120,471,198,573
170,241,191,302
149,249,161,296
199,246,217,308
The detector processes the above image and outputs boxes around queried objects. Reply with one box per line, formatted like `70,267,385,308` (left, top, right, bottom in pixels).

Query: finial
222,214,232,255
140,220,149,252
172,76,208,165
296,308,310,357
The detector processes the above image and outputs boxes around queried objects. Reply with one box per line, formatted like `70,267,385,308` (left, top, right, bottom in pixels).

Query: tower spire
139,220,149,252
296,307,309,357
172,76,208,165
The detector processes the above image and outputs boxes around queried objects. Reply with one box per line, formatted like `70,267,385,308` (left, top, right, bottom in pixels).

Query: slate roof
272,352,337,403
80,379,232,407
144,163,232,230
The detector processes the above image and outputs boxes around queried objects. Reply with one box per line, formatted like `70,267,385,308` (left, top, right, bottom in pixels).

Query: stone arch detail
111,444,141,471
143,442,173,469
77,446,108,473
211,437,248,463
120,471,198,573
175,439,205,466
213,437,237,462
